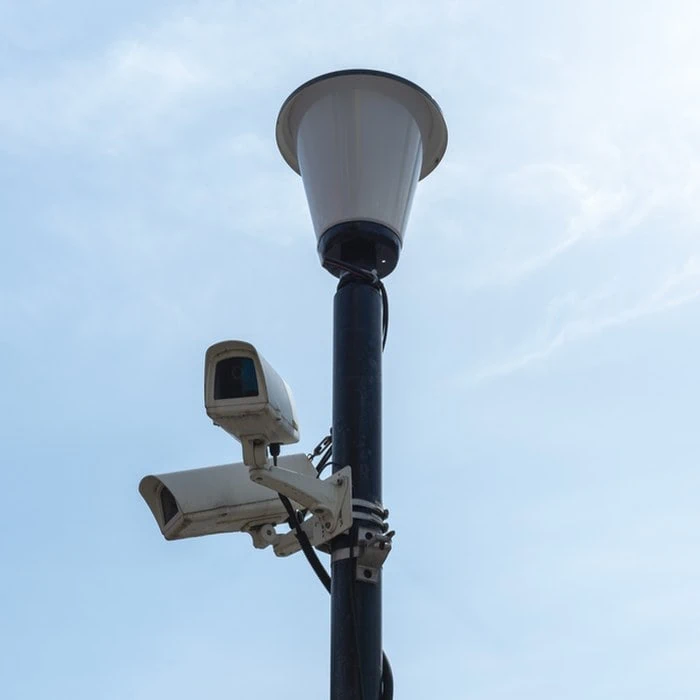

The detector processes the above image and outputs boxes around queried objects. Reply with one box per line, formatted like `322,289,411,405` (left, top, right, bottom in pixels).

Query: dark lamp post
276,69,447,700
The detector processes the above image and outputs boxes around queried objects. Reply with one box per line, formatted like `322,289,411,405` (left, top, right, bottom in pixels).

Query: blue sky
2,1,700,698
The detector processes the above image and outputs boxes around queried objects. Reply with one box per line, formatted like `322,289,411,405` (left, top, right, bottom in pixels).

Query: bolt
364,532,373,541
363,569,373,579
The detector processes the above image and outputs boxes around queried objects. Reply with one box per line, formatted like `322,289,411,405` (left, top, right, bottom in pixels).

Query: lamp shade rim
276,69,448,180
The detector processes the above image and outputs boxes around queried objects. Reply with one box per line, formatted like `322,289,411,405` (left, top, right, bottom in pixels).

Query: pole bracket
354,526,394,584
331,500,394,584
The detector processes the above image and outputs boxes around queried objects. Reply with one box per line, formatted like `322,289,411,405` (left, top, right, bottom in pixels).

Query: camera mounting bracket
247,464,353,556
241,438,271,470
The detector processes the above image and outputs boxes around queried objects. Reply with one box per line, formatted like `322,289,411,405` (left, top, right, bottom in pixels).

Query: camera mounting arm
247,454,353,557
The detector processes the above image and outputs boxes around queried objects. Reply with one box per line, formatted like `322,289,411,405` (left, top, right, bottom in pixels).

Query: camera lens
214,357,259,399
160,486,179,526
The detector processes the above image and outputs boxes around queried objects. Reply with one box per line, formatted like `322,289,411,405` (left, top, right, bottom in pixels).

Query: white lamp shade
277,70,447,275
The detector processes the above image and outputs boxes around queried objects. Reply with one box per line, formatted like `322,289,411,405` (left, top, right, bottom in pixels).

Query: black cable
309,433,394,697
279,483,394,698
315,444,334,475
380,653,394,699
278,494,331,592
323,257,389,350
279,494,367,697
323,256,376,281
308,442,368,696
316,460,343,476
380,283,389,351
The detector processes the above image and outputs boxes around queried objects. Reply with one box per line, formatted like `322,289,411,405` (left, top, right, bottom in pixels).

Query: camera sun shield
204,340,300,447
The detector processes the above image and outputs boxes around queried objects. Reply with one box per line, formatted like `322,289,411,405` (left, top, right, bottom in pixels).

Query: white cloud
411,1,700,300
0,20,215,151
470,164,630,288
0,1,486,154
471,257,700,381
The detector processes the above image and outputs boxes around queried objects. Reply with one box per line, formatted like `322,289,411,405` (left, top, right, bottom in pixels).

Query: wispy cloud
470,257,700,382
0,22,215,152
418,2,700,297
471,164,629,288
0,1,485,154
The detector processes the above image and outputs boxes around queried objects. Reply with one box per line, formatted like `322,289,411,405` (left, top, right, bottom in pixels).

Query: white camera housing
138,454,316,541
205,341,300,459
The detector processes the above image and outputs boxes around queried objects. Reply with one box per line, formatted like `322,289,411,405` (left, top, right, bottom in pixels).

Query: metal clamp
330,499,394,584
352,498,390,532
355,526,394,583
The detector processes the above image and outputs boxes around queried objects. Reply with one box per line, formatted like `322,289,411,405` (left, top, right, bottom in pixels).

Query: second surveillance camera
139,454,317,540
205,340,300,448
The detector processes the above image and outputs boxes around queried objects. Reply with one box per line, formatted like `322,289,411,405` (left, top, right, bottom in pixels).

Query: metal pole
330,273,383,699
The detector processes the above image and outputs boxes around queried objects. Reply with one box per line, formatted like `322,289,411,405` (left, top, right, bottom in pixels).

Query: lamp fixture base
318,220,401,277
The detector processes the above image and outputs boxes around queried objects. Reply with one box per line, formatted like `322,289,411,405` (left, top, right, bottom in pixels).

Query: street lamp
277,69,447,700
276,69,447,277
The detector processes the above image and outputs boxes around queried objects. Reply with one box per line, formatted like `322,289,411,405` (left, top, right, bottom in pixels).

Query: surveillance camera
204,341,300,453
138,454,316,541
